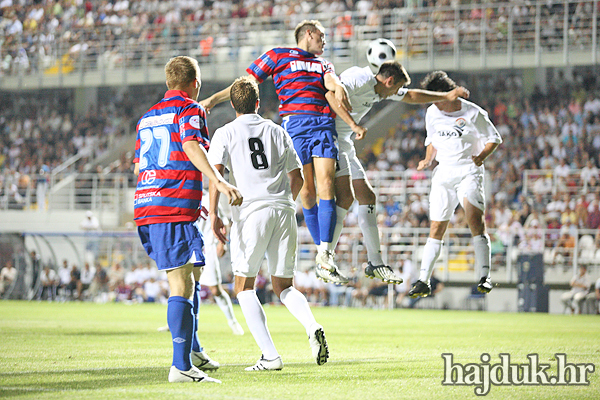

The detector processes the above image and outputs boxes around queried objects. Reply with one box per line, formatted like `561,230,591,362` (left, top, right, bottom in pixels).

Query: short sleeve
474,108,502,145
246,49,277,83
179,104,210,150
207,128,229,167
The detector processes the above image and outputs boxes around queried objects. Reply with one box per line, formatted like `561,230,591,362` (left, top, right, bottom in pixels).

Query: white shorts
199,230,221,287
230,207,297,279
429,163,485,221
335,140,367,180
196,216,222,286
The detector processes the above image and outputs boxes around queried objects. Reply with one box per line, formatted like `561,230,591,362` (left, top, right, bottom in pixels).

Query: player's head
420,70,457,93
375,61,411,99
165,56,201,100
294,20,326,54
230,76,260,115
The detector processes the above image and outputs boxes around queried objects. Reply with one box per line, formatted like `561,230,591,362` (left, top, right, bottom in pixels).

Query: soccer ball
366,38,397,68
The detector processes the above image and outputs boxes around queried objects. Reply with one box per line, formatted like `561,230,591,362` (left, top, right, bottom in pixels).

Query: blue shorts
138,221,205,271
282,115,338,165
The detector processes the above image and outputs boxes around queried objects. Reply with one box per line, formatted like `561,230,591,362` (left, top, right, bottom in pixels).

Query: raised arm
402,86,470,104
200,75,260,112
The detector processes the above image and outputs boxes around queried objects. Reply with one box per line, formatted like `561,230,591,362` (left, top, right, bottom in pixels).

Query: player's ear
230,100,235,110
255,99,260,113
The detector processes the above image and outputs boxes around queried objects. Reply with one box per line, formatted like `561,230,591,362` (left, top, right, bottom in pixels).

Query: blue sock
167,296,194,371
303,204,321,245
191,281,203,353
318,199,337,243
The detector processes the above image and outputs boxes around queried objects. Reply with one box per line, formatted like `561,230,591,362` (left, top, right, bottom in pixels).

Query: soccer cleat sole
312,328,329,365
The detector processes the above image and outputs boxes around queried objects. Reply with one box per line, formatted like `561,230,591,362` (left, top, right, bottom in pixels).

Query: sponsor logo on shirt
139,113,176,129
141,170,156,185
290,60,323,73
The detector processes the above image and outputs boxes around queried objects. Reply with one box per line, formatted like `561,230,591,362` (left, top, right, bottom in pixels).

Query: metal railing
1,1,598,88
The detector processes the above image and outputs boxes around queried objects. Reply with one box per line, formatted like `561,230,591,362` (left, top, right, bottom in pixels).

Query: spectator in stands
77,262,95,300
584,277,600,314
57,259,72,299
581,159,599,185
38,266,58,301
107,262,125,291
561,265,590,314
587,200,600,229
0,260,17,297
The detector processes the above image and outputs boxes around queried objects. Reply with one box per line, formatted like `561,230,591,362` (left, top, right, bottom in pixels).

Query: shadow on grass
0,366,165,398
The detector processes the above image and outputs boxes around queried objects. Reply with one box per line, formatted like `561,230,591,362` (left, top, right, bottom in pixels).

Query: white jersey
336,66,407,149
425,98,502,167
207,113,302,221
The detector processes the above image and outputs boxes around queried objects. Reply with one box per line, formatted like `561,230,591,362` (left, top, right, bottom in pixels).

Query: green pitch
0,301,598,399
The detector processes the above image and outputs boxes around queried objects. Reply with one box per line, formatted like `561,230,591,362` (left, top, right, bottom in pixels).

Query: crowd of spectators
1,0,595,76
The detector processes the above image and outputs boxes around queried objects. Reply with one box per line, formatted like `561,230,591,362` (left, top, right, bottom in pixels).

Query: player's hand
211,214,228,244
449,86,470,100
472,154,484,166
417,159,432,171
199,206,209,220
199,97,215,114
335,84,352,112
353,124,368,140
215,181,243,206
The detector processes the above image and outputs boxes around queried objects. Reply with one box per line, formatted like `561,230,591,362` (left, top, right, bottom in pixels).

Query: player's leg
410,173,455,297
140,222,220,383
460,168,493,293
300,162,321,245
231,210,281,370
165,263,219,383
344,148,402,284
269,209,328,365
189,267,221,370
201,241,244,335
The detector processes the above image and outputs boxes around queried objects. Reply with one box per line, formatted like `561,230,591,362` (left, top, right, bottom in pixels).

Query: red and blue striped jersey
247,48,335,118
133,89,210,226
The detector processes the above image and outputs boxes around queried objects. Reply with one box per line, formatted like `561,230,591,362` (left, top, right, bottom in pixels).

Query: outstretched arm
325,91,367,139
402,86,470,104
200,75,260,112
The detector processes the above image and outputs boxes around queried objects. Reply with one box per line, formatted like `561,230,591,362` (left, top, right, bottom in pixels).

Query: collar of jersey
164,89,190,100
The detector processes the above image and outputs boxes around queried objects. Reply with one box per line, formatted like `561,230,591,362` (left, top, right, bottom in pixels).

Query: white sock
327,206,348,253
473,234,491,279
317,242,327,253
358,204,384,265
214,292,236,323
279,287,318,336
237,290,278,359
418,238,443,283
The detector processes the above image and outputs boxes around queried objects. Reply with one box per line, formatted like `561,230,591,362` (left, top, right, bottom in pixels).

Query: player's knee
356,189,376,205
337,193,354,209
210,286,221,297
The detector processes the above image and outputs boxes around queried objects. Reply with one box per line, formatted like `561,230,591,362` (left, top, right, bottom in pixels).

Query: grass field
0,301,598,400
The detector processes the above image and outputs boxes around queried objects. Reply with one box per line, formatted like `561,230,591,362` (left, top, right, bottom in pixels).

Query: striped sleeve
247,49,277,83
178,104,210,150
